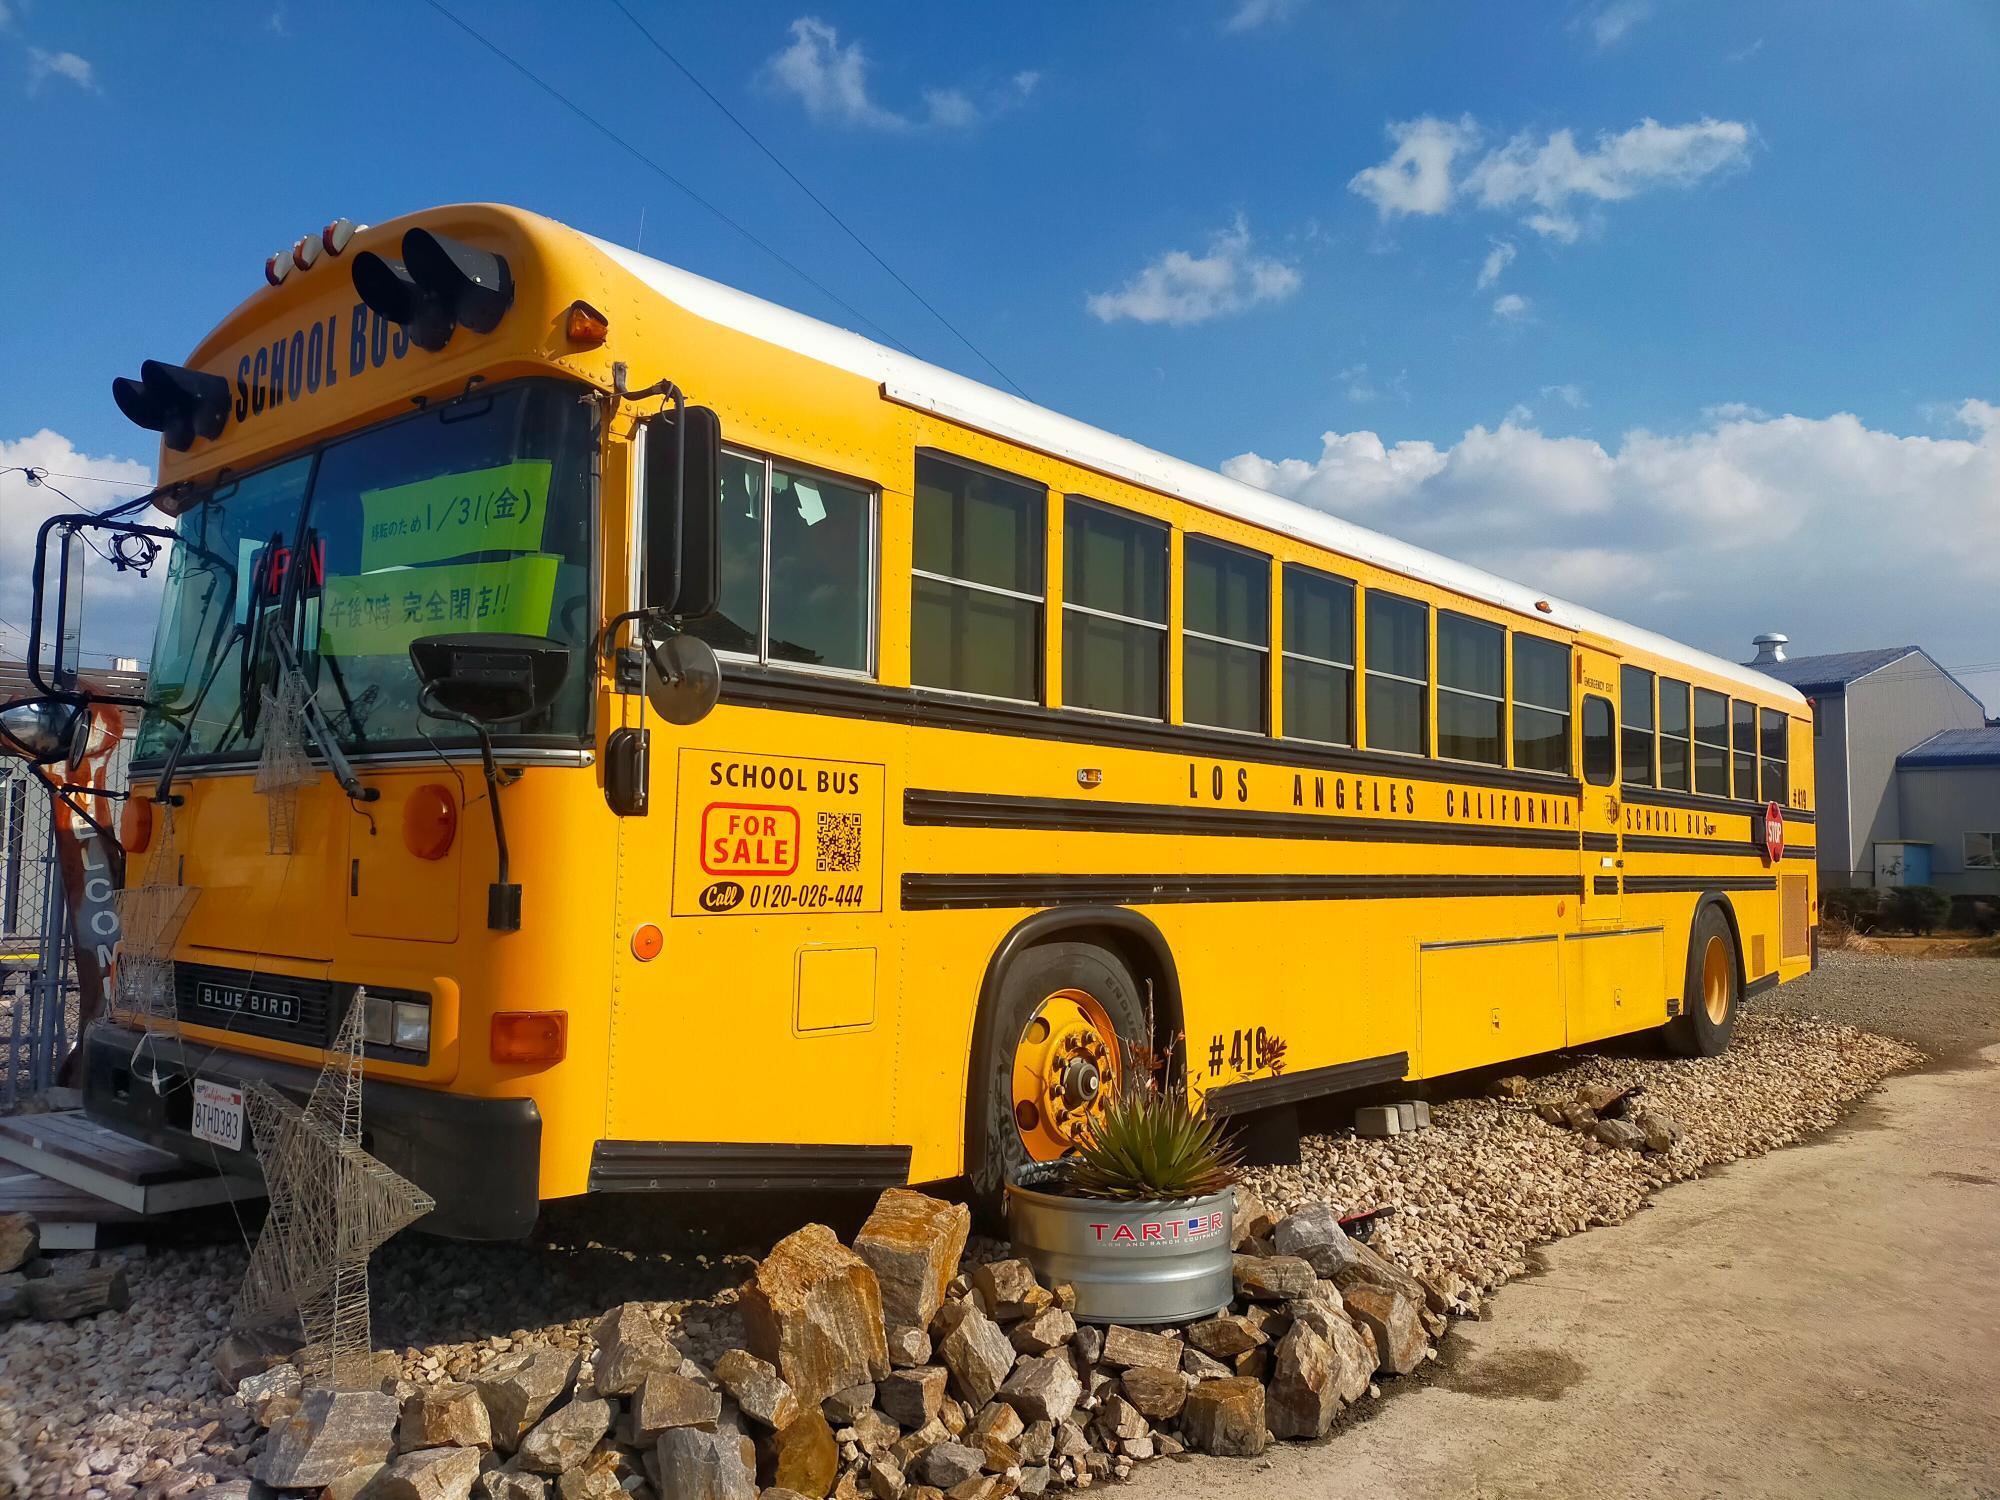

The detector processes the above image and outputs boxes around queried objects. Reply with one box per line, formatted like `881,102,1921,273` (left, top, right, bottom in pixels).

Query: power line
419,0,917,357
28,469,152,489
605,0,1029,400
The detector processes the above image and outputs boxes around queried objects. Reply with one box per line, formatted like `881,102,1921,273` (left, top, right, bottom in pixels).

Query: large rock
824,1383,877,1426
877,1365,947,1428
0,1213,36,1275
370,1447,485,1500
1091,1394,1147,1445
912,1442,984,1490
1634,1110,1680,1153
474,1349,578,1451
399,1382,493,1451
1098,1325,1181,1372
1328,1237,1428,1307
932,1302,1016,1408
853,1192,972,1334
1594,1118,1646,1151
886,1326,932,1369
211,1329,300,1388
238,1363,304,1428
634,1371,722,1441
1183,1316,1265,1360
1230,1184,1276,1246
1231,1255,1317,1302
1007,1306,1075,1356
591,1303,676,1396
742,1224,891,1409
517,1397,612,1474
969,1260,1046,1322
1179,1378,1267,1458
259,1388,400,1488
656,1425,758,1500
715,1348,801,1429
556,1452,624,1500
1286,1301,1372,1404
995,1353,1081,1426
1116,1367,1186,1423
1271,1203,1359,1277
1266,1323,1341,1439
1342,1284,1427,1376
766,1409,840,1498
475,1470,548,1500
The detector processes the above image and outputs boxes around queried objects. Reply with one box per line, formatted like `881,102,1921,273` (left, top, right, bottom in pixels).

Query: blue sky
2,0,1995,705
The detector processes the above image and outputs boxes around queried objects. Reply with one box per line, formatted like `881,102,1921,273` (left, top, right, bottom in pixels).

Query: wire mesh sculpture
253,668,318,855
111,802,199,1028
235,990,435,1388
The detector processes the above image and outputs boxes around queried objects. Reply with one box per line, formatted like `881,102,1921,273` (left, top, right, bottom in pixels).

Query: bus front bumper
80,1023,542,1240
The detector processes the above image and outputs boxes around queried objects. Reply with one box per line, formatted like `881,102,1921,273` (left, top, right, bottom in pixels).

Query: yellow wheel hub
1010,988,1121,1161
1701,934,1732,1026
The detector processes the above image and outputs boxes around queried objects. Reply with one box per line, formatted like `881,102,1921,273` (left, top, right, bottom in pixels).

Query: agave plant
1062,1084,1243,1202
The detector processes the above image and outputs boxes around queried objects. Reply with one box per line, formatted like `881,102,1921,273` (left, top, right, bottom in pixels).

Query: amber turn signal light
403,783,458,860
565,300,609,346
492,1010,567,1065
120,797,154,855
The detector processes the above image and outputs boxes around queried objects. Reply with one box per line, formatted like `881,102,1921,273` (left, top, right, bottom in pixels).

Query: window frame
1362,588,1432,758
1732,698,1759,802
1693,686,1731,797
1278,562,1357,748
706,444,881,680
1582,693,1617,786
1061,494,1170,722
1180,532,1271,736
909,450,1046,706
1434,609,1506,768
1759,706,1790,806
1618,665,1655,788
1510,632,1573,776
1965,832,1998,870
1658,676,1692,791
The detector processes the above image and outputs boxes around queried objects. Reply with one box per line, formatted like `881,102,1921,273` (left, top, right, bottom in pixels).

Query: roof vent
1751,633,1789,665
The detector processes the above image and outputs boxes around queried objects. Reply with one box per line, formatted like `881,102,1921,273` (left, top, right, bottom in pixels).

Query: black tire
1663,901,1741,1057
965,941,1145,1227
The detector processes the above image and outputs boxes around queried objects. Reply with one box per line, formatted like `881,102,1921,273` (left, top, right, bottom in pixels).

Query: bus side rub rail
903,873,1584,911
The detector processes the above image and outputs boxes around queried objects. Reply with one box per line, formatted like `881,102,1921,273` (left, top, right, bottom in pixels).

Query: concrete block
1410,1100,1432,1130
1393,1102,1418,1133
1354,1106,1401,1138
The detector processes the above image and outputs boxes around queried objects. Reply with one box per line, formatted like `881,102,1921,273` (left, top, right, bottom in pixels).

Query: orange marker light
492,1010,568,1065
120,797,154,855
631,923,663,961
403,784,457,860
565,300,609,346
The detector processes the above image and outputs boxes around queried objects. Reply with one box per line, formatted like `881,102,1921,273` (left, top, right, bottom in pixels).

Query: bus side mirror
641,405,722,619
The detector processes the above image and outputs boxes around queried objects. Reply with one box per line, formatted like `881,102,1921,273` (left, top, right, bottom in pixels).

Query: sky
1,0,1995,708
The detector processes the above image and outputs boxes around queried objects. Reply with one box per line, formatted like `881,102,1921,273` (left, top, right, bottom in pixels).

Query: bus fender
1690,891,1747,991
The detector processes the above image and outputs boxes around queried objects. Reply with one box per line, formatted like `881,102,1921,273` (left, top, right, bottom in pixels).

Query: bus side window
1511,635,1571,773
1182,536,1270,733
1658,677,1691,790
1732,698,1758,801
1620,665,1655,786
1364,590,1429,756
1693,687,1730,796
1760,707,1789,805
1063,497,1169,720
1582,695,1616,785
911,452,1045,703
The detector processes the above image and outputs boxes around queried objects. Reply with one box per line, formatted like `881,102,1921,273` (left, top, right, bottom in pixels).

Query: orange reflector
403,783,458,860
492,1010,567,1065
120,797,154,855
565,300,609,345
631,923,663,961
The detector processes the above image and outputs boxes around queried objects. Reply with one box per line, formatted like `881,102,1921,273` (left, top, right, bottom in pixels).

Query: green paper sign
319,555,560,657
358,460,553,570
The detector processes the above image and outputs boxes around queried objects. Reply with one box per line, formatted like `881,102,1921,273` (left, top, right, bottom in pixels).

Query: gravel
2,952,1983,1497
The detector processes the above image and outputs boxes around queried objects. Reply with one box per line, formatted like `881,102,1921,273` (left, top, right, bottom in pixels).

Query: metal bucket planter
1005,1164,1234,1325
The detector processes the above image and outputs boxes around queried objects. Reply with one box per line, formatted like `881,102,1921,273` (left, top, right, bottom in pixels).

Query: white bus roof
586,231,1803,709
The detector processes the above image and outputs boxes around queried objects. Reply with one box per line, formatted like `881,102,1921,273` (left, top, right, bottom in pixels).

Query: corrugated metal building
1744,636,1992,893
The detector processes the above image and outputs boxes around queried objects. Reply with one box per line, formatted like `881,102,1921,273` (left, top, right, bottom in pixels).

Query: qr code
816,812,862,873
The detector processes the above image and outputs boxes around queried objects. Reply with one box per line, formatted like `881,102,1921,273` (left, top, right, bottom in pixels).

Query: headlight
362,993,394,1046
0,698,86,767
392,1000,430,1050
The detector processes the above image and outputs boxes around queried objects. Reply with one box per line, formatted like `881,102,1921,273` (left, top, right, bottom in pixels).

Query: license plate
191,1079,245,1151
194,981,299,1024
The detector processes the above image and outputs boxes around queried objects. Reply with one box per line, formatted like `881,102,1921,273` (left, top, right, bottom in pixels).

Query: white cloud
0,431,160,665
1352,114,1753,239
1585,0,1654,49
1542,383,1588,409
1220,403,2000,699
1348,116,1478,219
1703,401,1768,422
1492,292,1529,320
26,47,96,94
1088,218,1302,327
1223,0,1306,31
1476,238,1516,290
763,17,1035,131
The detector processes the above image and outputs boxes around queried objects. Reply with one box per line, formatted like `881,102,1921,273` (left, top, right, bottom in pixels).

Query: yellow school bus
77,204,1815,1237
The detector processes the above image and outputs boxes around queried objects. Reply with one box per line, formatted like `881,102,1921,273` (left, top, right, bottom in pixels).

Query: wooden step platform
0,1110,261,1217
0,1168,147,1249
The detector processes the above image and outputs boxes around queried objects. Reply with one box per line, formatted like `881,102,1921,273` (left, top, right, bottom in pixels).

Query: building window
1732,699,1758,801
1364,591,1429,756
1436,611,1504,765
1659,677,1691,791
1183,537,1269,733
1582,695,1616,785
690,451,875,675
1760,707,1789,805
1621,665,1655,787
1512,635,1571,774
1694,687,1730,796
1967,832,1998,870
1063,498,1168,719
1280,565,1355,746
911,453,1044,702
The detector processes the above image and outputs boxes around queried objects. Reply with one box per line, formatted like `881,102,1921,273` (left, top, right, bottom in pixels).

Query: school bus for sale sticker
674,750,884,916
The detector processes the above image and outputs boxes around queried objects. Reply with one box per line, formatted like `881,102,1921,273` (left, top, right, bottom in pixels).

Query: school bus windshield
133,378,597,764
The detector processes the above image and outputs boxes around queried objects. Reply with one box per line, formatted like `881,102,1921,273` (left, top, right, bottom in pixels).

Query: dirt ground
1133,953,2000,1500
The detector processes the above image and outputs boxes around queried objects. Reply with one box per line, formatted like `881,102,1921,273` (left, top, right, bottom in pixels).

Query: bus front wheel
1663,903,1741,1057
966,941,1145,1225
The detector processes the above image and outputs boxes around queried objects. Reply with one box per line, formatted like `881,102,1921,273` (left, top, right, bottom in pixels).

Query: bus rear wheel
1664,903,1741,1057
967,942,1145,1225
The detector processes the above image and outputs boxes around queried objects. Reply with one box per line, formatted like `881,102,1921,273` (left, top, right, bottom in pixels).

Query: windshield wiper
263,622,379,804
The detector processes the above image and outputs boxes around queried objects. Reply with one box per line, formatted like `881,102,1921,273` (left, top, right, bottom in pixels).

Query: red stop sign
1764,802,1785,864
